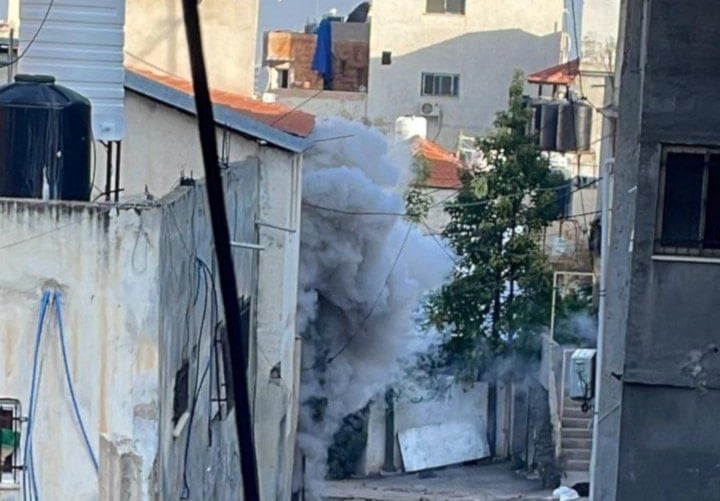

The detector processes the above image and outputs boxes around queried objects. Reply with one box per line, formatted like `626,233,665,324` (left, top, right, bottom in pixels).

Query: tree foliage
428,71,565,373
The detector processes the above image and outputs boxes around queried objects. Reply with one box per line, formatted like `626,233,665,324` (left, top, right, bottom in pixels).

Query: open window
0,399,21,485
656,146,720,256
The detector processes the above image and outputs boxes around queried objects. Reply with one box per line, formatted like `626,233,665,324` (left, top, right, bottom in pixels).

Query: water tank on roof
556,101,593,152
394,115,428,142
0,74,92,201
538,101,561,151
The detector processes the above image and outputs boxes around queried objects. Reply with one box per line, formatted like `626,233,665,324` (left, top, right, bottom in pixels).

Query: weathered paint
0,151,302,499
594,1,720,499
0,200,161,500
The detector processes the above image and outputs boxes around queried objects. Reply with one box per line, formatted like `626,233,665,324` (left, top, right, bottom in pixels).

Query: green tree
428,71,563,373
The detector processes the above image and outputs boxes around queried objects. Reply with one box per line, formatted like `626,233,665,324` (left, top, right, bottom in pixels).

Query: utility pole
180,0,260,498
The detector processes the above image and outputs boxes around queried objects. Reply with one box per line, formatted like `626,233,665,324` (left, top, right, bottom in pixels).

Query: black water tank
538,101,560,151
0,74,92,201
556,100,593,152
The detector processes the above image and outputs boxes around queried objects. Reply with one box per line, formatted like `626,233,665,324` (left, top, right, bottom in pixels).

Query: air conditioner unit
418,101,441,117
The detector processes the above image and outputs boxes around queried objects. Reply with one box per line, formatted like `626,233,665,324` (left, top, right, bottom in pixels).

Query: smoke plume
295,119,453,497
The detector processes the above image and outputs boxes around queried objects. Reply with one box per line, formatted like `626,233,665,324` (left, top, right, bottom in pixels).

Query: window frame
655,145,720,257
0,399,22,486
425,0,466,15
420,72,460,98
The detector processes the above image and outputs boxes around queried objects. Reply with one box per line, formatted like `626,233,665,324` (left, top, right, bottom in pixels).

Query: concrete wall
362,382,489,474
124,0,258,95
367,0,565,149
269,89,368,122
595,1,720,499
93,91,262,200
0,150,301,500
155,164,258,501
0,200,162,500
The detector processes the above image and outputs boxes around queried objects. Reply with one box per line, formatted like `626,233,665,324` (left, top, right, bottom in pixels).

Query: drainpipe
589,157,614,495
383,388,396,472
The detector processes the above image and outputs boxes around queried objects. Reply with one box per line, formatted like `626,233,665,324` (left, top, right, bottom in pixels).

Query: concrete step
563,448,591,461
562,438,592,450
561,428,593,439
565,459,590,472
562,407,594,419
561,418,592,429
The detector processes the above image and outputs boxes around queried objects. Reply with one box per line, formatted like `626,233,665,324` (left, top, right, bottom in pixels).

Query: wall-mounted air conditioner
418,101,441,117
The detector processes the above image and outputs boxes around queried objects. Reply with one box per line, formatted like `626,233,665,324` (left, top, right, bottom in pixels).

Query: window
172,360,189,426
421,73,460,97
426,0,465,14
0,399,21,485
212,297,252,420
656,147,720,255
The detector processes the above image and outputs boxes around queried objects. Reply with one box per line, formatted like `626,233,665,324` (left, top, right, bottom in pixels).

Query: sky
256,0,363,61
259,0,362,33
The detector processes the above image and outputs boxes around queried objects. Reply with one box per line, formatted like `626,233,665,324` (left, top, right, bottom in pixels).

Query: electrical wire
0,0,55,69
306,223,415,370
54,291,99,472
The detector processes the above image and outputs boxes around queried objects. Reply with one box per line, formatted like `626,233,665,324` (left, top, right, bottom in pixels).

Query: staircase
560,399,593,475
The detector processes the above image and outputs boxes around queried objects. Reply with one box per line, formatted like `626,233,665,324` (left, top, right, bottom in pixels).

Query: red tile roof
527,58,580,86
127,66,315,137
412,137,463,189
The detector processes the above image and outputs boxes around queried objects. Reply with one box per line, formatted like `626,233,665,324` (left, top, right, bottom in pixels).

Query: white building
367,0,566,148
0,68,312,500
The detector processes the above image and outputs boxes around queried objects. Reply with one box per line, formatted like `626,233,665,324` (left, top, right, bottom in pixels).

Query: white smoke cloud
295,118,453,498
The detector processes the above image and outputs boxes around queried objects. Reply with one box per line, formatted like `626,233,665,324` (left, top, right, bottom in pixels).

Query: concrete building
592,1,720,499
367,0,566,148
262,1,567,149
0,69,311,499
124,0,259,95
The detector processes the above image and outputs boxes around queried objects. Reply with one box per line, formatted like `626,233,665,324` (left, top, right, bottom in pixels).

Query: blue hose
54,291,99,472
23,290,51,501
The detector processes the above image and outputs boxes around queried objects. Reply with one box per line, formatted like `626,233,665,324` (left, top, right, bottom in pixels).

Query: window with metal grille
421,73,460,97
0,400,21,485
212,297,252,420
426,0,465,14
656,146,720,256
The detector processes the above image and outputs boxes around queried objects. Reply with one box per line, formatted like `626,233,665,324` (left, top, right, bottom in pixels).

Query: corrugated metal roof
19,0,126,141
124,68,315,154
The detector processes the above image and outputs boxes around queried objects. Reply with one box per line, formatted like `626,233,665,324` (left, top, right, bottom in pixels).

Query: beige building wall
124,0,258,95
367,0,566,148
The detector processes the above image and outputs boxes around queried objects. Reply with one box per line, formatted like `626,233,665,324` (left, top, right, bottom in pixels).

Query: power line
305,223,415,370
0,0,55,69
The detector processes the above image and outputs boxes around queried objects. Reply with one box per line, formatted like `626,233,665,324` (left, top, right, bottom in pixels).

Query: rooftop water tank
556,101,593,152
538,101,561,151
0,74,92,201
394,115,428,142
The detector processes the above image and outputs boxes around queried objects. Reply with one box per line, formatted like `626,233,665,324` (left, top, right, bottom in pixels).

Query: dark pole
104,142,112,201
180,0,260,498
383,388,396,472
113,141,122,202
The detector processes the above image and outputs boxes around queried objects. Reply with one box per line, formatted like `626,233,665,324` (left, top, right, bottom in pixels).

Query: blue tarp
312,19,333,87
